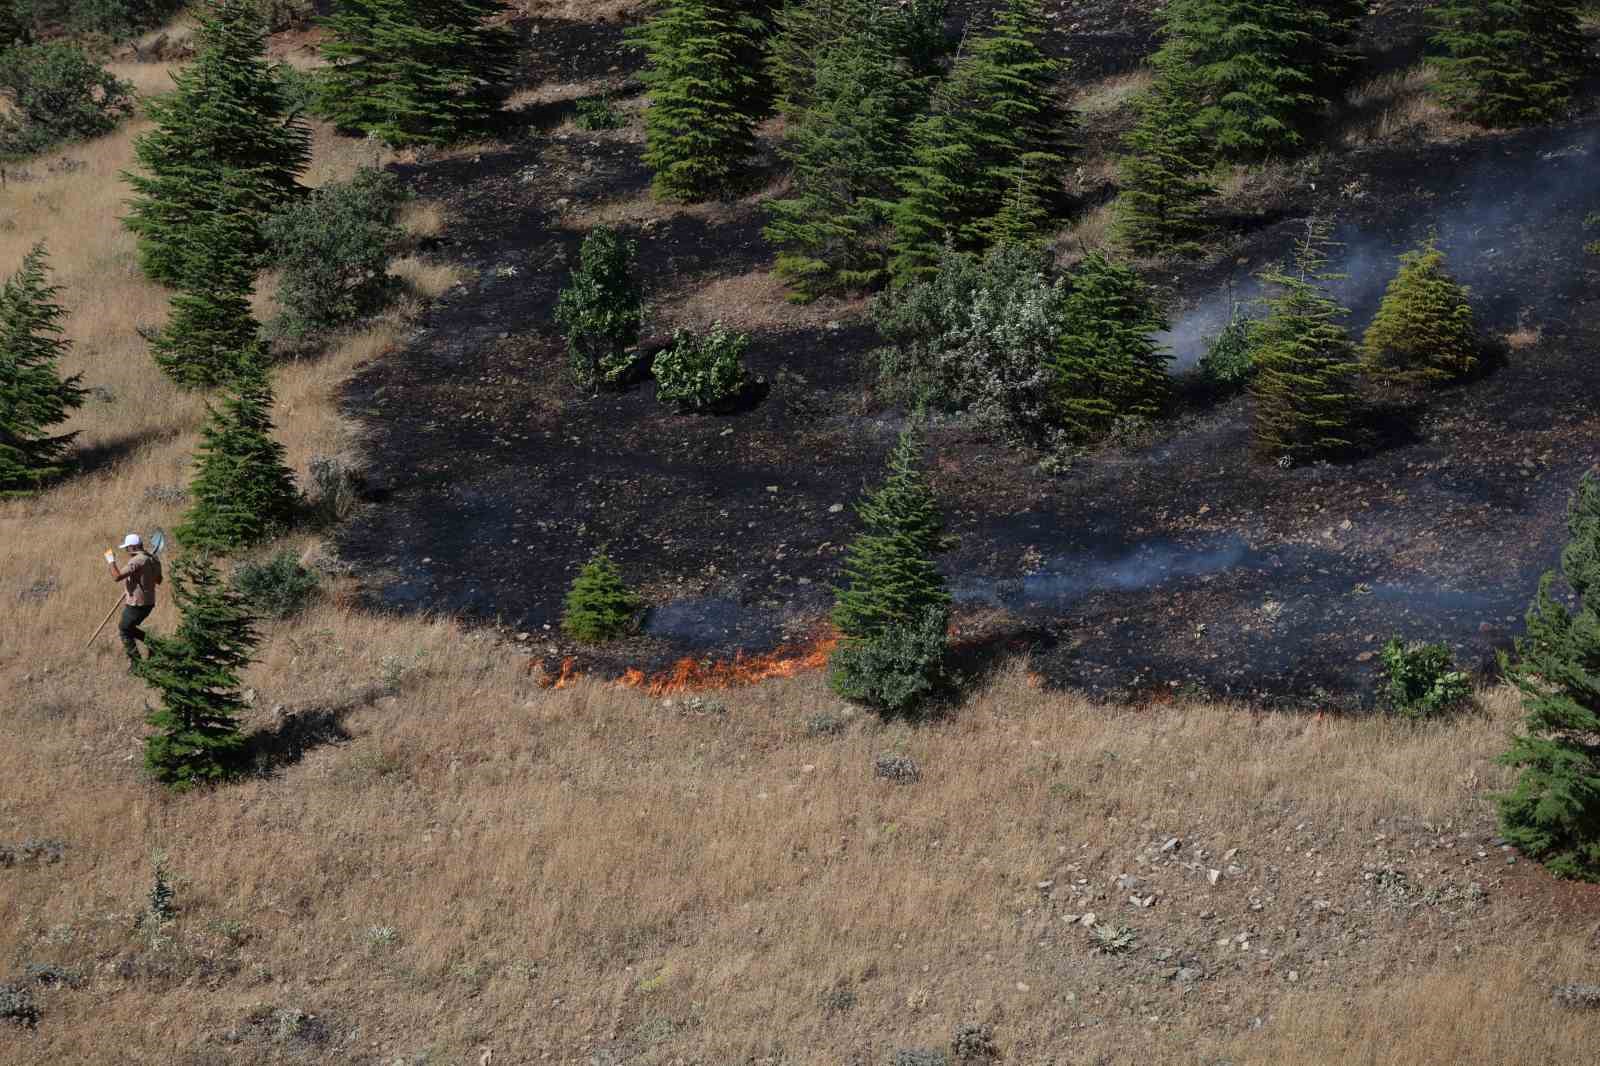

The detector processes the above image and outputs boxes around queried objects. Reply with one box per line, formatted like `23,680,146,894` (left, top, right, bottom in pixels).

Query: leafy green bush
1379,637,1471,718
262,166,407,341
14,0,182,40
561,551,640,642
555,227,643,391
652,324,750,411
1197,306,1261,391
573,95,623,130
873,242,1065,438
0,43,134,158
231,550,321,619
828,606,948,716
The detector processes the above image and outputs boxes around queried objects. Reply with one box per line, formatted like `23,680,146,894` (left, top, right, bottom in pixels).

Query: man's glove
104,549,116,564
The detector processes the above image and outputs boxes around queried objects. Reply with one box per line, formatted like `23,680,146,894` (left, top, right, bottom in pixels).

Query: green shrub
262,166,407,341
561,551,640,642
1379,637,1471,718
555,227,643,392
828,606,948,716
652,323,750,411
15,0,181,39
573,95,624,130
0,43,134,158
873,242,1065,438
1197,307,1261,391
231,550,320,619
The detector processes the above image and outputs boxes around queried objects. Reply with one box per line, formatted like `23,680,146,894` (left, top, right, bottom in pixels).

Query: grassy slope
3,10,1600,1066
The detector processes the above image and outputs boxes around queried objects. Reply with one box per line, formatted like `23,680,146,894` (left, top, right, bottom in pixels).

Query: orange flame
616,633,838,697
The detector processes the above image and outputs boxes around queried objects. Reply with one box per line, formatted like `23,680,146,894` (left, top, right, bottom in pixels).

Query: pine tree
554,227,642,392
122,0,310,287
176,353,299,553
1050,252,1170,441
139,554,256,791
0,243,84,496
1152,0,1357,159
832,421,950,639
1430,0,1586,127
770,0,948,118
632,0,762,202
891,0,1072,283
1497,473,1600,880
1250,217,1363,462
764,2,924,299
316,0,517,146
1112,43,1218,258
1362,237,1479,387
148,199,262,390
561,550,642,642
0,0,28,47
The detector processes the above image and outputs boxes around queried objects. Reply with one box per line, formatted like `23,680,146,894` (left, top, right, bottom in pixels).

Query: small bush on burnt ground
0,43,134,158
652,323,751,412
0,837,65,867
231,551,320,620
263,167,408,343
555,227,643,392
1197,306,1262,395
951,1022,999,1063
831,608,949,717
574,94,624,130
1379,637,1471,718
561,550,641,642
0,982,37,1028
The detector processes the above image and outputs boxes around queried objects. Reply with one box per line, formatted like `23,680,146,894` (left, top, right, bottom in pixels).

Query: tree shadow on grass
242,683,390,776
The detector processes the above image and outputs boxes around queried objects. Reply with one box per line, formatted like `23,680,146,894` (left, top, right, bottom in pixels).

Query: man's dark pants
120,604,154,666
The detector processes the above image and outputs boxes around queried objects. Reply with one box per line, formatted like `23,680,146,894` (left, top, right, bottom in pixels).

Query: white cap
121,533,143,549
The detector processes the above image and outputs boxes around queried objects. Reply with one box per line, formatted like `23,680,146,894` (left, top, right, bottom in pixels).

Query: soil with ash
338,10,1600,708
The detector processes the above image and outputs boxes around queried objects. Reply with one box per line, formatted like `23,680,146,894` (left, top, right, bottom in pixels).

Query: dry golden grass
516,0,644,19
1070,68,1154,116
5,23,1600,1066
1339,65,1475,148
1054,200,1117,267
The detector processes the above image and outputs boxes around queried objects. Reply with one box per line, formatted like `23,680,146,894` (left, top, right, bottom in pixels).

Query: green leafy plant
1497,473,1600,880
561,550,641,642
1197,306,1261,392
573,94,624,130
0,43,133,158
231,550,321,619
555,227,643,391
139,555,258,791
262,166,408,341
1378,637,1472,718
652,323,750,411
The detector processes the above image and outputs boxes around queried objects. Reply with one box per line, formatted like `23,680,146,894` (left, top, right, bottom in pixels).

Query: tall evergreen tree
176,353,299,553
1050,252,1170,441
832,420,950,639
770,0,948,118
122,0,310,287
632,0,763,202
148,199,262,390
0,243,84,496
764,2,924,299
1112,43,1218,258
0,0,29,47
1250,218,1362,461
1430,0,1586,127
1497,473,1600,880
1362,237,1479,387
891,0,1071,283
316,0,517,146
1152,0,1356,159
139,554,256,791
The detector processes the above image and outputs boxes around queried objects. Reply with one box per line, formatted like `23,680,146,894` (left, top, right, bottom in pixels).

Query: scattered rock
1161,837,1181,853
1207,869,1221,885
1174,966,1203,985
874,753,921,784
828,503,845,513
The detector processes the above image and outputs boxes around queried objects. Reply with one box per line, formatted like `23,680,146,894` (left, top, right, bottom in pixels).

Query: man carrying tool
105,533,162,671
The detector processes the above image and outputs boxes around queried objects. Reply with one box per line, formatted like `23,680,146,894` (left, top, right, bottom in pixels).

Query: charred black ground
337,8,1600,707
